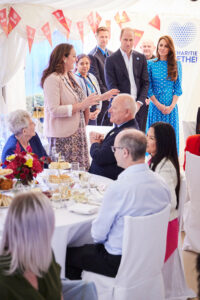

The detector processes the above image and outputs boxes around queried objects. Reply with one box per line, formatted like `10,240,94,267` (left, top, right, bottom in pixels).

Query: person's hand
89,131,102,144
157,103,166,113
145,98,150,105
136,102,142,112
161,105,174,115
82,93,100,110
101,89,120,101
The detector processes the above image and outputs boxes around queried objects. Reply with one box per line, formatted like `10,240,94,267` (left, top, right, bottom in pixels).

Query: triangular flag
87,12,96,34
149,15,160,30
133,29,144,48
26,25,36,53
114,12,122,28
8,7,21,34
0,8,8,36
66,18,72,40
52,10,70,33
77,21,84,43
121,11,130,23
95,12,102,31
105,20,111,38
41,22,52,46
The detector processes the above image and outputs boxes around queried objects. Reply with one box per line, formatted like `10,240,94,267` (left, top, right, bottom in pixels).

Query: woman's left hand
161,105,174,115
101,89,120,101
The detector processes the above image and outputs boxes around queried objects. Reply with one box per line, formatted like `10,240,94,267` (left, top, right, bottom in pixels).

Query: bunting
8,7,21,34
26,25,36,53
0,8,8,36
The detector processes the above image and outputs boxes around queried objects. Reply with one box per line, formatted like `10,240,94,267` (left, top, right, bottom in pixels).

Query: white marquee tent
0,0,200,154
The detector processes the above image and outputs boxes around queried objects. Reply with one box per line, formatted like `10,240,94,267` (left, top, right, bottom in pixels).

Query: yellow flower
25,158,33,168
6,154,16,161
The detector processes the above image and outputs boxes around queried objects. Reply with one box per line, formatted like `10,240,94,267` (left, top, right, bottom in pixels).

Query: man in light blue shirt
66,129,171,279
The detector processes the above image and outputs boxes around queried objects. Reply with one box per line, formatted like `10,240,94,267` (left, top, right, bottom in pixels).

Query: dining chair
162,175,196,299
183,152,200,253
82,204,170,300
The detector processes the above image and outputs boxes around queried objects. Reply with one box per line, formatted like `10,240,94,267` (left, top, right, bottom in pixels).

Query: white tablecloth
0,173,113,278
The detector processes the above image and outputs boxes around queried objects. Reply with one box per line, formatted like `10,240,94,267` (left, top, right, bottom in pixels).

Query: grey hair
118,129,147,161
114,93,137,117
0,192,55,277
7,110,31,135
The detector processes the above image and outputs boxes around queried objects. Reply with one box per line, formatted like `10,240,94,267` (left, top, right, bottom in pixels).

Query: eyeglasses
111,146,124,153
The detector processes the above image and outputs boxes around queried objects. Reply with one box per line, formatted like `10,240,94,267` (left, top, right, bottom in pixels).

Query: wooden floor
181,232,198,299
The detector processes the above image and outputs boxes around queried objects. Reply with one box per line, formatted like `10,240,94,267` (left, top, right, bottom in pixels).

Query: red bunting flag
114,12,122,28
95,12,102,31
121,11,130,23
0,8,8,36
149,15,160,30
26,25,36,53
8,7,21,34
87,12,96,34
133,29,144,48
41,22,52,46
66,18,72,40
114,11,130,28
105,20,111,38
52,10,70,33
77,21,84,43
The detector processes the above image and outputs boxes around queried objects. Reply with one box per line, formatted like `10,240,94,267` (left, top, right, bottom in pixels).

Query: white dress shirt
91,163,171,255
120,48,137,100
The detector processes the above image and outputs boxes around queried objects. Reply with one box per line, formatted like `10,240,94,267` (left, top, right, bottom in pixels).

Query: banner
0,8,8,36
26,25,36,53
77,21,84,43
41,22,52,46
149,15,160,30
133,29,144,48
52,10,70,33
8,7,21,34
87,12,96,34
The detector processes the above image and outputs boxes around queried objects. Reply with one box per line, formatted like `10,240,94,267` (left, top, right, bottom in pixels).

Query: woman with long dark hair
41,44,118,170
146,35,182,151
147,122,180,261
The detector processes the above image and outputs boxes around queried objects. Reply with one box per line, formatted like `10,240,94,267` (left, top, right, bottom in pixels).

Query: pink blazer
43,72,84,138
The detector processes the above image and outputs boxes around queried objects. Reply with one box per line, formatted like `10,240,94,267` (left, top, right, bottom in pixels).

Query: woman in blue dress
146,35,182,151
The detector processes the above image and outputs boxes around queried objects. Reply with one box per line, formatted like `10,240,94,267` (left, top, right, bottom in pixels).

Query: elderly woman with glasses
0,192,98,300
1,109,48,167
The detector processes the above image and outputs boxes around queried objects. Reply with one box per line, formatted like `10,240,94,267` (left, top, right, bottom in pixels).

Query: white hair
0,192,55,277
113,93,137,117
7,110,31,135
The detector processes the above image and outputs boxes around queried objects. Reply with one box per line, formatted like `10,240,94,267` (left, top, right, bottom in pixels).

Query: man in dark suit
104,27,149,131
88,27,113,125
89,94,139,180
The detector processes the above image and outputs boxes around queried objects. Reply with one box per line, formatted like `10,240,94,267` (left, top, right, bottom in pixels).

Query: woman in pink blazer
41,43,118,169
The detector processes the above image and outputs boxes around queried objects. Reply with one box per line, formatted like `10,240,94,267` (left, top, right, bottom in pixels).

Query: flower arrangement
4,142,44,185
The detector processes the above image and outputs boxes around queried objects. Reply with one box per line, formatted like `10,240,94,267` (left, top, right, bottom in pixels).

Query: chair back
183,152,200,252
178,174,187,230
182,121,196,143
114,204,170,300
185,151,200,203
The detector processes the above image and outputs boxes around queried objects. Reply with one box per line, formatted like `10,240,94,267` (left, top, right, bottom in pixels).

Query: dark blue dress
1,133,48,168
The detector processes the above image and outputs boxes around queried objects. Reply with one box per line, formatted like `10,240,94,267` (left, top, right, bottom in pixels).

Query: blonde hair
0,192,55,277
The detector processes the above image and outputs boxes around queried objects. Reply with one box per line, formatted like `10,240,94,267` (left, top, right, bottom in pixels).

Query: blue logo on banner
168,22,197,48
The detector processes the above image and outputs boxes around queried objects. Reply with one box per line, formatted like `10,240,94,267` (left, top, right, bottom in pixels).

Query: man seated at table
66,129,171,279
89,93,139,180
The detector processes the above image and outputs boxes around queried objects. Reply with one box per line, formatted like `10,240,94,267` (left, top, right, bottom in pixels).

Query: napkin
68,203,98,215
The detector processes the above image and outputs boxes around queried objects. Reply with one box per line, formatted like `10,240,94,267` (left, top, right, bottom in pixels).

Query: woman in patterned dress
146,35,182,151
41,44,118,170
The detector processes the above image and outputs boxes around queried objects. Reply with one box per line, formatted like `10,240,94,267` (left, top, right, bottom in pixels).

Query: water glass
71,162,79,171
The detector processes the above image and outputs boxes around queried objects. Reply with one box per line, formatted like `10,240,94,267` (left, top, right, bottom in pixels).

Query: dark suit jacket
88,46,112,94
89,119,139,180
104,49,149,104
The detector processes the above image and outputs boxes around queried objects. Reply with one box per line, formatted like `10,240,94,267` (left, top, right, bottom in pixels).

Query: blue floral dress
146,59,182,151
